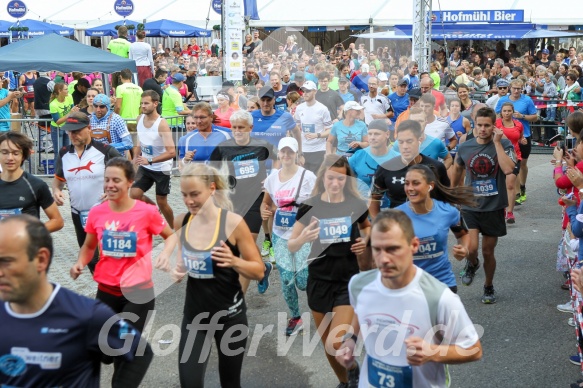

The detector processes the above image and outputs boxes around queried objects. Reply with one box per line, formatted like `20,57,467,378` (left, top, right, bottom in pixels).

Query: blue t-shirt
388,92,409,123
389,135,449,160
404,74,420,90
338,91,355,103
0,88,9,131
331,120,368,155
397,200,460,287
495,95,537,137
177,125,232,161
349,147,393,197
251,109,297,148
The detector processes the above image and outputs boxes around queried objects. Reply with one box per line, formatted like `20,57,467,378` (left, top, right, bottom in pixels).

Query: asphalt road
45,153,580,387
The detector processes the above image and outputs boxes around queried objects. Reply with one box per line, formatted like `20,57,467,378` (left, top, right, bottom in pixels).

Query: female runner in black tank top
173,163,264,388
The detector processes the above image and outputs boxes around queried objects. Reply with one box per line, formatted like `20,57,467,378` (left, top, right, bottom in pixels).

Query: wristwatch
317,133,321,138
147,157,153,165
341,333,358,344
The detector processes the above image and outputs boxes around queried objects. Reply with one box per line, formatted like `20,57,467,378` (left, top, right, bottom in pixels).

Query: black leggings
96,288,155,334
178,313,248,388
71,211,99,274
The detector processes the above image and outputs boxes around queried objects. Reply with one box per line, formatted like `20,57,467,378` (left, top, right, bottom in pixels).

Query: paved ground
43,153,581,387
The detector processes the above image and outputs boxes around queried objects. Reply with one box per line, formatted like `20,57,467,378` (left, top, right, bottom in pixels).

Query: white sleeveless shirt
137,115,172,172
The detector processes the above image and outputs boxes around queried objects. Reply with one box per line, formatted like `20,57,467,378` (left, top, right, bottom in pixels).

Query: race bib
275,209,297,230
102,230,137,258
414,234,444,260
302,123,316,134
319,216,352,244
26,85,34,93
472,178,498,196
80,210,90,228
0,208,22,220
182,247,214,279
234,159,259,179
141,145,154,157
367,356,412,388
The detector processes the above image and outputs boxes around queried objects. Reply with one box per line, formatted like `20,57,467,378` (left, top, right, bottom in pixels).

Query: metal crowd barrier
0,115,190,178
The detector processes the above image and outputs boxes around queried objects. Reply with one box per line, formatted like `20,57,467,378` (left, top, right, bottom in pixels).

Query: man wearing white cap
327,101,368,157
294,81,332,173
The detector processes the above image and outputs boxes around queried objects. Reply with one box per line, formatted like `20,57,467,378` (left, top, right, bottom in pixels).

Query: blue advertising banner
431,10,524,23
114,0,134,17
212,0,221,15
6,1,27,18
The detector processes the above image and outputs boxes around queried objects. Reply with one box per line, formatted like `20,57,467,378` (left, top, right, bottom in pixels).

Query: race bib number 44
367,356,412,388
319,216,352,244
102,230,137,258
275,210,297,230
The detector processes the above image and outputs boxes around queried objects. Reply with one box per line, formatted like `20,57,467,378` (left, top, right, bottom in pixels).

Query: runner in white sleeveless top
130,90,176,227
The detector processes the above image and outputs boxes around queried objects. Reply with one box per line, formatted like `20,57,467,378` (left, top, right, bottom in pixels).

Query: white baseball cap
278,137,299,152
301,80,318,91
343,101,364,112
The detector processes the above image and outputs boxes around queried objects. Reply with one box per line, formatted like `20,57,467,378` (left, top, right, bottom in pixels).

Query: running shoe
347,361,360,388
514,193,522,206
257,262,272,294
568,317,577,327
562,279,571,290
506,211,515,224
269,247,276,265
285,317,303,336
557,301,574,313
261,240,271,257
481,285,497,304
516,193,527,204
335,384,348,388
570,355,581,365
460,259,480,286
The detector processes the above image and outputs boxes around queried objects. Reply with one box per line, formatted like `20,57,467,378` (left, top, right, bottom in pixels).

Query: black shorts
518,137,531,160
462,209,507,237
132,166,171,196
234,194,264,234
306,277,350,313
512,159,521,176
24,97,34,103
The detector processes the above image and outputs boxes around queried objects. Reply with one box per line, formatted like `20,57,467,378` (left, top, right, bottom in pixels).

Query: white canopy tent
250,0,581,28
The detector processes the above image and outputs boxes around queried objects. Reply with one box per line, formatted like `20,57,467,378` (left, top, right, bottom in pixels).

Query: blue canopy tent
1,19,74,37
0,33,137,73
143,19,212,37
85,20,140,37
354,24,583,40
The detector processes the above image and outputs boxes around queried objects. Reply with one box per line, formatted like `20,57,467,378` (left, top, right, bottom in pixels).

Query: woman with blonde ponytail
174,162,264,387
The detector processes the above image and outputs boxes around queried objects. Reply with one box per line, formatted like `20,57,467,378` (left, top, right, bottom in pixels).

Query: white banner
225,0,243,81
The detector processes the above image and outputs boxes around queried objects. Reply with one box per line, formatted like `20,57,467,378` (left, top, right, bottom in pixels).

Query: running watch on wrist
147,157,153,165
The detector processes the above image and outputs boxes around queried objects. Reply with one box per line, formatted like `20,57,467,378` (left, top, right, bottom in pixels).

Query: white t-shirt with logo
424,116,455,145
349,268,480,388
263,167,317,239
294,101,332,153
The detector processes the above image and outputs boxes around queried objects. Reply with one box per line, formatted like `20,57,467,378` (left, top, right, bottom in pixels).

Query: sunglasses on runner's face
93,104,107,109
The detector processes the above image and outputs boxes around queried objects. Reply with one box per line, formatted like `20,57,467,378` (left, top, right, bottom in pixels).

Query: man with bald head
420,77,447,116
0,215,152,387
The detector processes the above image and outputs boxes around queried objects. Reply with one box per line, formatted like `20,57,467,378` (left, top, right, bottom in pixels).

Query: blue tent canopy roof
85,20,140,37
143,19,212,37
0,34,137,73
0,19,73,37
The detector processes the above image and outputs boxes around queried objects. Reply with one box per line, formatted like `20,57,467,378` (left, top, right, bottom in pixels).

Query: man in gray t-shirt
451,107,516,305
